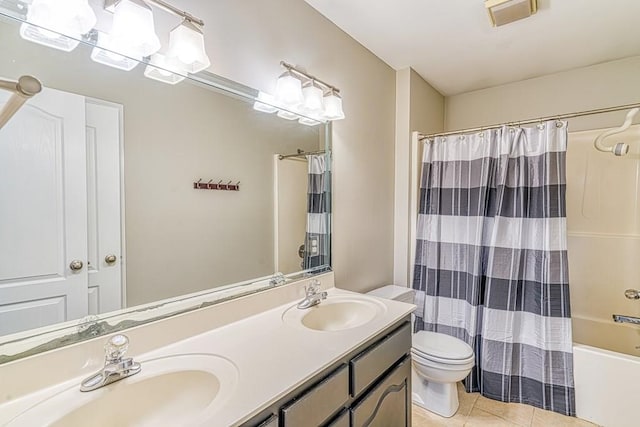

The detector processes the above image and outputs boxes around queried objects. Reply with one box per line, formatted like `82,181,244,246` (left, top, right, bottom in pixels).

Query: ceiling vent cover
485,0,537,27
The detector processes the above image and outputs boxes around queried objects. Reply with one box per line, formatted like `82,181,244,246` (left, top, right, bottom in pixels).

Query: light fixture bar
146,0,204,27
105,0,205,27
280,61,340,94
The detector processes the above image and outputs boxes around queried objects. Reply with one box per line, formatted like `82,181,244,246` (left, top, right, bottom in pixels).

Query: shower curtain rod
0,76,42,131
278,149,326,160
418,101,640,141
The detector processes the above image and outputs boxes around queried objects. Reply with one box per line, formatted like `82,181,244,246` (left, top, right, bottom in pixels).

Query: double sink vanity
0,274,415,426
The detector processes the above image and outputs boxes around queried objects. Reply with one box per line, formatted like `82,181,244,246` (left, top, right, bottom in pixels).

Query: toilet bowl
367,285,475,418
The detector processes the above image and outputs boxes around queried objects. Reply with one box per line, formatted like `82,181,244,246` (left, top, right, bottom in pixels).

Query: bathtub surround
412,121,575,415
304,154,331,269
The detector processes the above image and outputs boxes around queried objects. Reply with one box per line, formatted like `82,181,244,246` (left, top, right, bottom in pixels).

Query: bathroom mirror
0,4,331,362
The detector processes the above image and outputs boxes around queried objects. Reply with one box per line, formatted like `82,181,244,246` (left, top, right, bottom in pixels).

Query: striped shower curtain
412,121,575,416
303,154,331,270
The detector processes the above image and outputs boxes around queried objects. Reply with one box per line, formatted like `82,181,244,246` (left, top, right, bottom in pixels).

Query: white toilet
367,285,475,418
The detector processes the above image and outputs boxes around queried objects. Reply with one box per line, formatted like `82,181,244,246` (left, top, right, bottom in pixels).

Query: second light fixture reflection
255,62,345,126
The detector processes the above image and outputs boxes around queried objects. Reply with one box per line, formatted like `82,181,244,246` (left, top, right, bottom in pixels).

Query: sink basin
7,354,238,427
283,295,386,331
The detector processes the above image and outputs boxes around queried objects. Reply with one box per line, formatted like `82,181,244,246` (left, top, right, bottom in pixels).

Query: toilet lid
413,331,473,360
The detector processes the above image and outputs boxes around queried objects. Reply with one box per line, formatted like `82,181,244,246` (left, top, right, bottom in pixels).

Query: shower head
594,108,638,156
613,142,630,156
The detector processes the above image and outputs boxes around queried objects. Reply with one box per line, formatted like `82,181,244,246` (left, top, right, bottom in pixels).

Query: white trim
85,96,126,309
272,154,280,272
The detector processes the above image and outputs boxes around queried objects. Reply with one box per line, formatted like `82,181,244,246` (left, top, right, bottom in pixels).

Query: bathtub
573,316,640,427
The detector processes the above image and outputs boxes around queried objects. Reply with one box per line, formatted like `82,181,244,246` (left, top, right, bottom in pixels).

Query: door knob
69,260,84,271
105,254,118,265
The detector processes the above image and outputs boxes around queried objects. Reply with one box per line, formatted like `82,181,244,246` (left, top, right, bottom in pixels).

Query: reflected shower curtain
412,121,575,415
303,154,331,270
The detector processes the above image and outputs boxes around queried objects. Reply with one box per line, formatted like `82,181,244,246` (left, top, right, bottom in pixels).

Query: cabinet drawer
325,409,349,427
350,357,411,427
350,322,411,397
281,364,349,426
256,414,278,427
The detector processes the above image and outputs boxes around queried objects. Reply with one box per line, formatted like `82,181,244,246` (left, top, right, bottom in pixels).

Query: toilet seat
412,331,473,363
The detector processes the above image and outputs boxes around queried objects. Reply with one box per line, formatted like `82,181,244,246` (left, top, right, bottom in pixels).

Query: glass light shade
277,109,300,120
91,32,140,71
167,20,211,74
20,0,96,51
301,81,324,115
144,54,187,85
298,117,322,126
322,90,345,120
109,0,161,58
275,71,303,107
253,92,279,114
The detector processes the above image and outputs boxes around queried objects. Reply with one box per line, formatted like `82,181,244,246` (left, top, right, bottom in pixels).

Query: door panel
0,297,66,335
0,86,88,335
85,99,123,314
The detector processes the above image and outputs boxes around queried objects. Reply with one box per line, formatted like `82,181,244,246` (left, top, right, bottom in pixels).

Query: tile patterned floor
412,383,599,427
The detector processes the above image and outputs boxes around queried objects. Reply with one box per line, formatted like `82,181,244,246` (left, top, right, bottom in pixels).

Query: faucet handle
305,279,321,296
105,334,129,363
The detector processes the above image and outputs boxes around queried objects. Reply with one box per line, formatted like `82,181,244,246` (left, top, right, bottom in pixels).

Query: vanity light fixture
301,80,325,115
253,91,279,113
322,89,345,121
275,70,304,107
167,19,210,74
277,109,301,121
144,53,187,84
19,0,97,52
90,31,141,71
254,61,345,126
19,0,208,83
298,117,323,127
105,0,161,60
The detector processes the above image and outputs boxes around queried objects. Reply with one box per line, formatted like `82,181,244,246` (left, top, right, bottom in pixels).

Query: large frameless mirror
0,0,332,363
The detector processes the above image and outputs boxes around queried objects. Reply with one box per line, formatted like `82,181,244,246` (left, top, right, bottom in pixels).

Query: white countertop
0,287,415,426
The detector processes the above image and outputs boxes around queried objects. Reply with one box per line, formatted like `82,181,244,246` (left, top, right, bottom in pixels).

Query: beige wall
445,56,640,132
393,69,444,288
170,0,398,293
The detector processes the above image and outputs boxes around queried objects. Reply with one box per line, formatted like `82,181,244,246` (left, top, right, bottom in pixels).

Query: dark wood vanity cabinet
240,319,412,427
349,358,411,427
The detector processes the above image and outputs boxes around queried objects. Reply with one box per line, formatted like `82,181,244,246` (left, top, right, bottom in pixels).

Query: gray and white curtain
303,154,331,270
412,121,575,416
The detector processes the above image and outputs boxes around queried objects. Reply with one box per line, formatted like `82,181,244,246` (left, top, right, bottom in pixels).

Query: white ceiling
303,0,640,96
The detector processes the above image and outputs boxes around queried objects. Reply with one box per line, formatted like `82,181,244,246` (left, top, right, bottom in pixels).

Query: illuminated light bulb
301,81,324,115
322,89,345,120
108,0,161,59
275,71,303,107
167,20,210,74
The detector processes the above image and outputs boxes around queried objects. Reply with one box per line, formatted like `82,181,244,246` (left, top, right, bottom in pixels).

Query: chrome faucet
80,334,141,392
297,279,327,309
